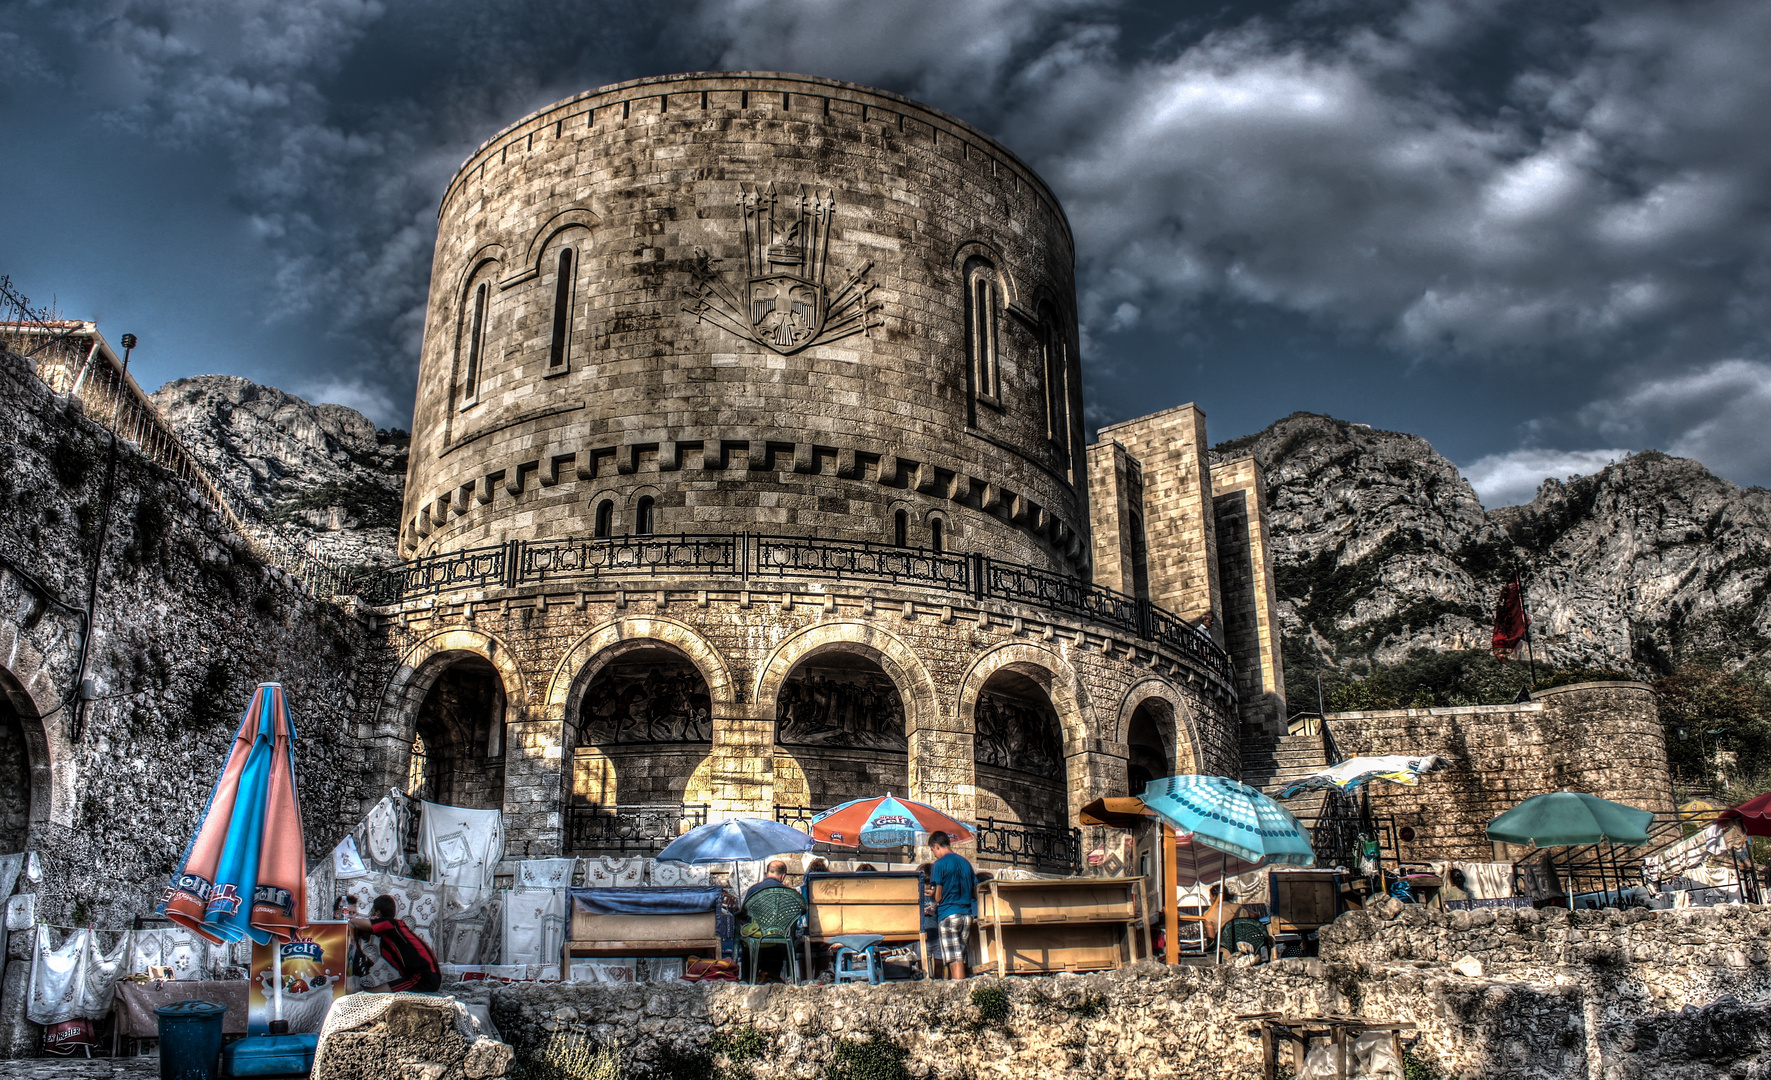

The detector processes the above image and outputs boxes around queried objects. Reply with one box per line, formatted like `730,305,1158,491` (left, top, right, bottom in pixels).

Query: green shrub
822,1036,908,1080
513,1032,624,1080
969,983,1010,1024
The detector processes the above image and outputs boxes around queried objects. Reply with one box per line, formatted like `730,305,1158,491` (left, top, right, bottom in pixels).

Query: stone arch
0,657,56,844
952,239,1018,309
1116,679,1203,775
957,642,1095,830
450,244,509,302
547,616,735,724
753,622,939,737
506,208,601,287
375,628,528,805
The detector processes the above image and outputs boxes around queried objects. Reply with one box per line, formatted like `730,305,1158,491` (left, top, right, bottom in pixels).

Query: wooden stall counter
978,876,1150,976
562,887,724,971
801,872,928,980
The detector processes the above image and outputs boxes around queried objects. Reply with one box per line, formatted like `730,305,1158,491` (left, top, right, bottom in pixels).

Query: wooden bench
978,877,1150,975
561,889,723,972
1240,1012,1416,1080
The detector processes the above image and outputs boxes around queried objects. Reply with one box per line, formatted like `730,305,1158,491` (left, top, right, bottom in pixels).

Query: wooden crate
978,877,1150,976
1267,870,1343,934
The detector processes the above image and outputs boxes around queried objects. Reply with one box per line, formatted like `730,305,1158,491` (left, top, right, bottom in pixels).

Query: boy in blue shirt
925,831,977,979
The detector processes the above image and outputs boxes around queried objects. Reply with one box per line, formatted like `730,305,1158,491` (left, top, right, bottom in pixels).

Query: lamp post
72,332,135,740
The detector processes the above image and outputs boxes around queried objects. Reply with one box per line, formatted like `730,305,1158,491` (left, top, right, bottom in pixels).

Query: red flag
1491,573,1529,661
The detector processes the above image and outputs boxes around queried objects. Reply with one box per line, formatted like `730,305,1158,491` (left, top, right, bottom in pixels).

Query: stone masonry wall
404,73,1088,575
1326,682,1674,864
436,903,1771,1080
0,348,387,1055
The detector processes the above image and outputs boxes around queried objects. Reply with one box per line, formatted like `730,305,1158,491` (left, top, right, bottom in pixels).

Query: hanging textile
648,861,711,888
1450,861,1516,900
0,852,24,905
350,791,415,877
418,802,504,890
581,856,644,888
501,888,567,972
339,872,444,951
128,926,237,980
27,927,131,1024
516,859,576,890
439,885,504,965
332,836,368,879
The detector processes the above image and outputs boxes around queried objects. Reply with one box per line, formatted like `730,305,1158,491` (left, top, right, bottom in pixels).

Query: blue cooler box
221,1033,318,1077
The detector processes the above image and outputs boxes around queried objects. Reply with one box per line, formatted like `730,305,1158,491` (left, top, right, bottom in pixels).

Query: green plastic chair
1218,916,1272,960
739,887,806,984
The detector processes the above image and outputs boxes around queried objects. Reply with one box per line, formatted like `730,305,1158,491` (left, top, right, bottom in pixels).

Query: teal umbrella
1485,791,1654,848
1140,775,1315,867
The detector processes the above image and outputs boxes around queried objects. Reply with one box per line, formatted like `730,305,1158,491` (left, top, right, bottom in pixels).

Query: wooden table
978,876,1150,976
1238,1012,1416,1080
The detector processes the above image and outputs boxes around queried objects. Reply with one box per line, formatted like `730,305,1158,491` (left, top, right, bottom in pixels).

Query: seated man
739,860,796,982
348,894,441,993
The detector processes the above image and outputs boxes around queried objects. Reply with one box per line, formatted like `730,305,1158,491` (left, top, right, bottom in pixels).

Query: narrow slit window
930,518,944,554
635,496,655,536
548,248,574,371
1041,310,1071,459
462,282,488,407
594,499,613,538
893,509,909,548
964,258,999,407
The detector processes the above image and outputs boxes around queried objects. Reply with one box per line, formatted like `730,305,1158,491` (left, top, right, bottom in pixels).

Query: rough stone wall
404,73,1088,575
1326,682,1674,863
1086,441,1142,598
1091,404,1222,634
444,904,1771,1080
1209,454,1285,736
0,349,387,1054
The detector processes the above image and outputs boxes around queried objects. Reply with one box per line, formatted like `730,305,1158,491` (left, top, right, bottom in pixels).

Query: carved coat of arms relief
684,183,881,355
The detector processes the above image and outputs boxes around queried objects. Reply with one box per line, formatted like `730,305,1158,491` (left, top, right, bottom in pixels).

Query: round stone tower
385,73,1239,866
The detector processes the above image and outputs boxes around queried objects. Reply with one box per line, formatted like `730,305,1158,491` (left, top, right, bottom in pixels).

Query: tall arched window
930,518,944,554
1040,306,1071,461
460,281,488,408
634,496,655,536
594,499,613,538
893,509,909,548
548,248,574,372
964,257,999,409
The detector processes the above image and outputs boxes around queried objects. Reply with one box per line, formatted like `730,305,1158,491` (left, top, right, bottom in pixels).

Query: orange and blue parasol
809,794,973,849
160,683,307,945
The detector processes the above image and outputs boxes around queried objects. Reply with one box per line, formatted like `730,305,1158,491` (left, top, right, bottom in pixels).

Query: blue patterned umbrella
1140,774,1316,867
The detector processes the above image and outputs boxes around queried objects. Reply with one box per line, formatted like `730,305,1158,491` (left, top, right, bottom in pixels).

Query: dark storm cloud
3,0,1769,505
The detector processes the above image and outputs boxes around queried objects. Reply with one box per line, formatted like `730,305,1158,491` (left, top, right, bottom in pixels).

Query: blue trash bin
155,999,228,1080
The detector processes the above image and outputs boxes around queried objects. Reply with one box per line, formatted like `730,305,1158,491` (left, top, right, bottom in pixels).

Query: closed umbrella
657,818,816,863
161,683,307,946
810,794,973,849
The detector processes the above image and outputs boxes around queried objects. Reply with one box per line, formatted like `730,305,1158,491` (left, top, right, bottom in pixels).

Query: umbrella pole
272,939,284,1025
1214,868,1225,966
1163,823,1178,966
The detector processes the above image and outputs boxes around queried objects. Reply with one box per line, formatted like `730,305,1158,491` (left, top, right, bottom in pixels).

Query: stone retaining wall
414,904,1771,1080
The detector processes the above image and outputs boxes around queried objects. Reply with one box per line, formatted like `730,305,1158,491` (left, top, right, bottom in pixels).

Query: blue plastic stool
828,934,884,985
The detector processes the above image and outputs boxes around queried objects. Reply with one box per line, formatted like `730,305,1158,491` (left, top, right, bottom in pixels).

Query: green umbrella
1486,791,1654,848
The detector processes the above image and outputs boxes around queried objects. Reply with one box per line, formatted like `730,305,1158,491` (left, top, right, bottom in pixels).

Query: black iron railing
363,532,1234,682
565,802,709,855
773,805,823,829
974,818,1082,875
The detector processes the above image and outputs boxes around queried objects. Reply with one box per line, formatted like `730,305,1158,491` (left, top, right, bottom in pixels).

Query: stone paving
0,1055,160,1078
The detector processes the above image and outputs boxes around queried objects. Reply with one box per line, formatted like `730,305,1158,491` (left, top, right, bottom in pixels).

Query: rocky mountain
1213,413,1771,695
150,375,408,568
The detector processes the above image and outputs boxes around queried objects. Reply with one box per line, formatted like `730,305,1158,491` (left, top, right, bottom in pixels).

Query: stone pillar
909,727,976,826
689,706,775,818
1209,455,1287,736
1085,441,1144,597
501,717,566,858
1090,404,1221,633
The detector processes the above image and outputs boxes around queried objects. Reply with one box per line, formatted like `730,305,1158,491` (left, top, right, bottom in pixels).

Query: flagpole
1520,569,1539,690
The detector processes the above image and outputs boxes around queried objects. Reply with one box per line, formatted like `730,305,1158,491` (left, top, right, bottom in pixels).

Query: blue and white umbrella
656,818,815,864
1140,774,1315,867
1275,755,1446,801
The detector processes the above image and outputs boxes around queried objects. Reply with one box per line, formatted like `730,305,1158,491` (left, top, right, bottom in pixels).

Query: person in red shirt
348,895,441,993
